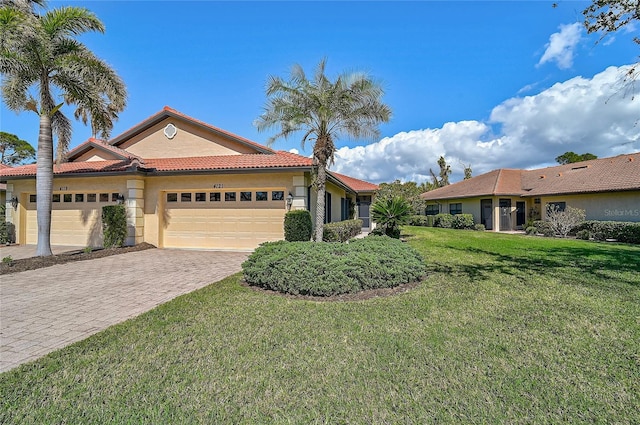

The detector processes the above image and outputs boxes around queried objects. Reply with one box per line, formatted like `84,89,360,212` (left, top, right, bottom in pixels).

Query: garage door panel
26,208,103,246
163,205,285,250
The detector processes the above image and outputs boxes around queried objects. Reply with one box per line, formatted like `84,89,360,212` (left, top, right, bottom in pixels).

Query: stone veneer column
126,179,145,246
291,176,307,210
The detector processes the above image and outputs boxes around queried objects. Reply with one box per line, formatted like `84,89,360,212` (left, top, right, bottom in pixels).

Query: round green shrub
451,214,475,229
242,236,427,296
433,213,453,228
284,210,312,242
474,223,485,231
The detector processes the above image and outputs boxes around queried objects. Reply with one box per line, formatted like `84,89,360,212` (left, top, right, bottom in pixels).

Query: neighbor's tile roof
421,169,525,200
422,153,640,201
330,171,379,192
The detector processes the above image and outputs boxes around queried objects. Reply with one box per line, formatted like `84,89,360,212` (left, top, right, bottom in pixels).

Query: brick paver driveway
0,248,248,373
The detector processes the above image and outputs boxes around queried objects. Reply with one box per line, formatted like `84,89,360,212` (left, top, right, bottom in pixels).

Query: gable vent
630,157,635,162
539,175,546,179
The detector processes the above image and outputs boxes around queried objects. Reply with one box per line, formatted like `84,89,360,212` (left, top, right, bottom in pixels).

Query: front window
449,203,462,215
426,204,439,216
546,202,566,214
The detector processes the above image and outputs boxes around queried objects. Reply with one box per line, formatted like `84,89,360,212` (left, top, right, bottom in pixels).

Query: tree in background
0,3,127,256
583,0,639,97
376,180,426,215
0,131,35,165
429,156,451,188
462,163,472,180
555,151,598,165
255,59,391,242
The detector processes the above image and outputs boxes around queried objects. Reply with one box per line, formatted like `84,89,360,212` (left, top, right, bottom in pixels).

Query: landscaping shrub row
242,236,427,296
572,221,640,244
408,214,483,231
527,219,640,244
322,219,363,242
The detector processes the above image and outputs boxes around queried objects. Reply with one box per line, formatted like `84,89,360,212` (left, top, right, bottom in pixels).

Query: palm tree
255,59,391,241
0,4,127,256
371,196,412,239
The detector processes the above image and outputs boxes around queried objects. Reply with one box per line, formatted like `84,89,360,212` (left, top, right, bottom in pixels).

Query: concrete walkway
0,249,248,373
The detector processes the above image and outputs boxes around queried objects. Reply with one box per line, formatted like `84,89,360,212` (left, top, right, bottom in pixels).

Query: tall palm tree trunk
314,160,327,242
35,113,53,256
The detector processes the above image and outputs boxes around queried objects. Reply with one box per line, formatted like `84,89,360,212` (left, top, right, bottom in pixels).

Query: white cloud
333,65,639,184
288,148,299,154
538,22,583,69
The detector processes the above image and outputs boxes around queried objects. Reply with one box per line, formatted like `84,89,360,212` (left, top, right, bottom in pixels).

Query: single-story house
421,153,640,231
0,107,378,249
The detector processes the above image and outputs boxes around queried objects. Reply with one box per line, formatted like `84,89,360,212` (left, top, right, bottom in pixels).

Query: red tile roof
144,151,312,172
0,160,134,177
66,138,144,162
0,108,379,195
422,153,640,200
330,171,379,192
0,152,313,178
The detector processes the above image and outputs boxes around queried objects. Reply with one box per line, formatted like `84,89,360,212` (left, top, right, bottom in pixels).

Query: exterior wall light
10,197,18,209
286,193,294,210
115,194,125,204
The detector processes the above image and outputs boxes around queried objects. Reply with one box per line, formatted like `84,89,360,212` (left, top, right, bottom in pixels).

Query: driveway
0,248,248,373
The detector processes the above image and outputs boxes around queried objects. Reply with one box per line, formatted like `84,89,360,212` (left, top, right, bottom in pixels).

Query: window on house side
449,203,462,215
426,204,439,216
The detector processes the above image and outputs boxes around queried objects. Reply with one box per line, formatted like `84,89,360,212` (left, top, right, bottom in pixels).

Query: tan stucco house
421,153,640,231
0,107,378,249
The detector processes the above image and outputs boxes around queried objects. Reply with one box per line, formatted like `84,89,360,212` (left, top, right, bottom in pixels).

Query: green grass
1,228,639,423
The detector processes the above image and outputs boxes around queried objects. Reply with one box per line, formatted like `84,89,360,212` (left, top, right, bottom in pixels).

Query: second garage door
162,189,287,250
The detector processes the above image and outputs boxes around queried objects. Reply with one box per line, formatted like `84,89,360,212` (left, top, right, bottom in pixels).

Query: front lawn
1,228,638,423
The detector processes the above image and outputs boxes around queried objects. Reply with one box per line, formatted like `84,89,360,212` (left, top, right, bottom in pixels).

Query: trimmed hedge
408,215,435,227
572,221,640,244
284,210,312,242
433,213,454,228
452,214,475,230
102,205,127,248
242,236,427,296
322,219,363,242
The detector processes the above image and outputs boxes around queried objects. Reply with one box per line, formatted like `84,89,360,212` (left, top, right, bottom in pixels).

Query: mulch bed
0,243,156,275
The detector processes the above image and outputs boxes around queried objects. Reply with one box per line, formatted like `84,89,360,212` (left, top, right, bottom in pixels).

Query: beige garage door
25,192,121,246
162,189,286,250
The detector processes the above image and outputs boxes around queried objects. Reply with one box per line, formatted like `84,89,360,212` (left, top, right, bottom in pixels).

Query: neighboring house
421,153,640,231
0,107,377,249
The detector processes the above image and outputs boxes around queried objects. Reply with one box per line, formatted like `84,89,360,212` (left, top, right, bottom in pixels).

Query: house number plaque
212,183,224,188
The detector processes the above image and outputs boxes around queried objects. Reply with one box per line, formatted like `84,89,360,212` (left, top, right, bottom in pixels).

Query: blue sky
1,1,638,183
